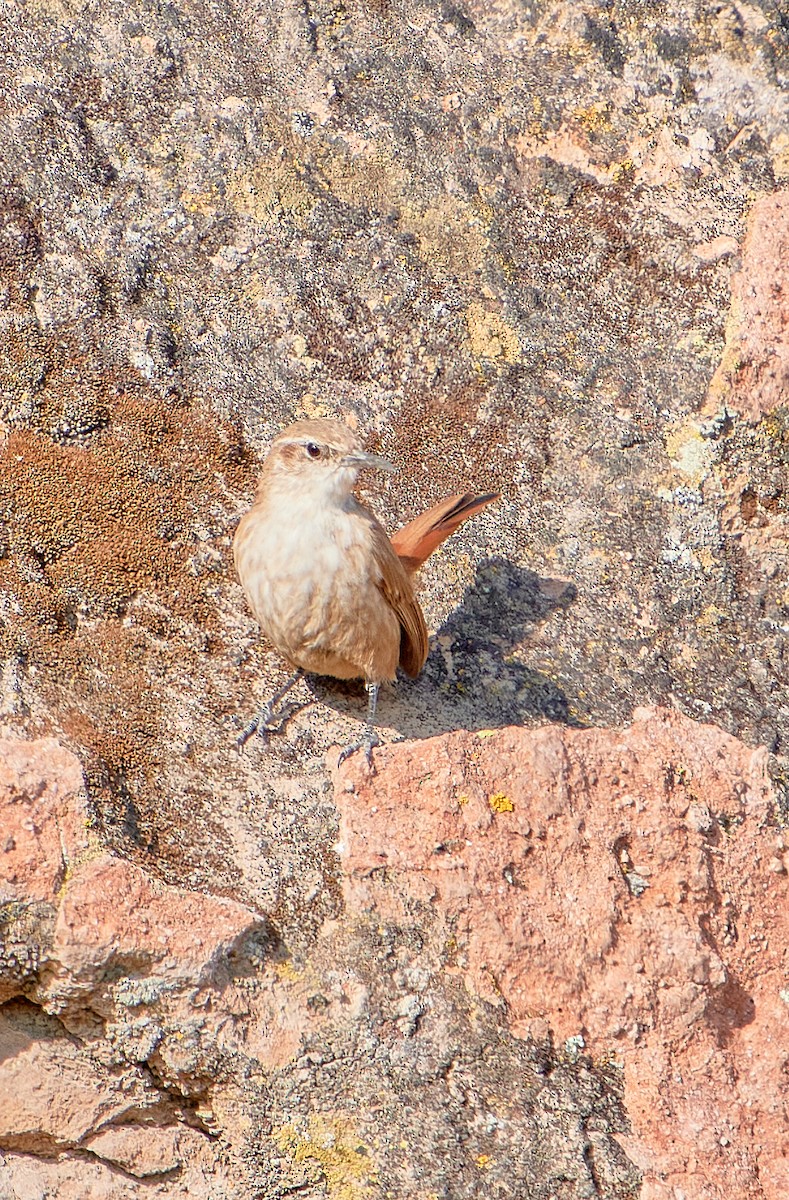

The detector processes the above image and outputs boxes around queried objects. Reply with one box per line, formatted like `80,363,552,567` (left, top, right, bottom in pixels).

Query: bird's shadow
308,556,579,742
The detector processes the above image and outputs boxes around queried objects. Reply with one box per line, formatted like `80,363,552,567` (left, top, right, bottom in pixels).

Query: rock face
1,734,640,1199
2,1,789,1197
3,715,787,1198
708,190,789,421
0,735,268,1196
337,708,788,1200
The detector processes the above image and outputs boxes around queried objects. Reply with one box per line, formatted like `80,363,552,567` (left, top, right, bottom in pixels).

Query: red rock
0,1001,155,1150
335,707,788,1200
708,189,789,421
0,736,265,1019
0,735,89,902
0,736,276,1197
83,1124,208,1178
49,852,259,1014
0,1145,218,1199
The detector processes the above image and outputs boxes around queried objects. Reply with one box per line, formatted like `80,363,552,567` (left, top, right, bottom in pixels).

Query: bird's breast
233,496,401,681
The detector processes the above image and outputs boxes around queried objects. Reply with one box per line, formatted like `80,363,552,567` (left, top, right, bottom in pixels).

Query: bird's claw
236,670,306,753
337,729,380,770
236,710,275,752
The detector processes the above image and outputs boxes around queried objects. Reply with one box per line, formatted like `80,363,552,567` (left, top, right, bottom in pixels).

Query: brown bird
233,418,497,764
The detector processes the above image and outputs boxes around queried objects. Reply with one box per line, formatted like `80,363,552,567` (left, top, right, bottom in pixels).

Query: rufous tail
390,492,498,574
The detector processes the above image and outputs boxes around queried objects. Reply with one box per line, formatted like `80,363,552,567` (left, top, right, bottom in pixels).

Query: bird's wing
371,520,429,678
390,492,499,574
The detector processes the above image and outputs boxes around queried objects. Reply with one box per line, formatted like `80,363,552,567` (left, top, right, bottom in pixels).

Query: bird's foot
236,705,277,751
337,727,380,771
236,670,305,753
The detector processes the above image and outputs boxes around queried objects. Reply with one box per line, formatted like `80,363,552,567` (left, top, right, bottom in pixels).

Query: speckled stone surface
1,2,788,1195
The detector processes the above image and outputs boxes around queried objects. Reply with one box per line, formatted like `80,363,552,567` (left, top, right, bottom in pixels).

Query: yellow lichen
573,101,613,133
274,959,303,984
275,1116,377,1200
772,132,789,180
609,157,635,183
179,187,219,216
697,605,728,633
313,143,493,277
464,304,522,364
297,392,336,420
488,793,514,814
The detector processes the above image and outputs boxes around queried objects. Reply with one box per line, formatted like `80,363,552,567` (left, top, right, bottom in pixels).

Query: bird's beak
342,451,397,473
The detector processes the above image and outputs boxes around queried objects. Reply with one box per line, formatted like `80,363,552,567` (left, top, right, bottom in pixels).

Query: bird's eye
305,442,321,459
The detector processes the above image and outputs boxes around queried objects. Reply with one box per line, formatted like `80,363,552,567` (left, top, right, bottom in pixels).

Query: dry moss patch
0,382,253,876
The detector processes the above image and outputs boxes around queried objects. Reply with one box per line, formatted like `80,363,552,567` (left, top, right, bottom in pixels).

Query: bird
233,417,497,765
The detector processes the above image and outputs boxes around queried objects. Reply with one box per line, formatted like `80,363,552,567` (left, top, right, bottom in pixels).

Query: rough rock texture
2,1,789,1197
1,735,639,1199
708,190,789,421
336,707,788,1200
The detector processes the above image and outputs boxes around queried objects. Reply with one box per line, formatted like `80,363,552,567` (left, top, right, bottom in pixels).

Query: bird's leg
337,681,381,769
236,669,305,751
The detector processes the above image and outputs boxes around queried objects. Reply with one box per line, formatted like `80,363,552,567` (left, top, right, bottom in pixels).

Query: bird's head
260,418,396,504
